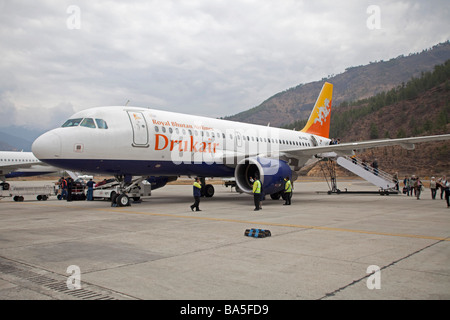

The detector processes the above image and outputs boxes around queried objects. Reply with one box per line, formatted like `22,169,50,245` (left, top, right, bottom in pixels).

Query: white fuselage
32,106,330,178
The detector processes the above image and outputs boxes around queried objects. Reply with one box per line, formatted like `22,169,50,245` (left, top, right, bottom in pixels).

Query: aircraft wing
0,163,35,172
281,134,450,158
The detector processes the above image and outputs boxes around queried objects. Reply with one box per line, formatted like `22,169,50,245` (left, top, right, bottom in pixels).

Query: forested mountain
225,42,450,128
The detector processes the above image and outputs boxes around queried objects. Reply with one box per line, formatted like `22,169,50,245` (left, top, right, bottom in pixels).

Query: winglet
300,82,333,138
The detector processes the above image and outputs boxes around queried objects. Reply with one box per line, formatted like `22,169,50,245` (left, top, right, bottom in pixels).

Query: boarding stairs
337,156,398,192
318,153,399,194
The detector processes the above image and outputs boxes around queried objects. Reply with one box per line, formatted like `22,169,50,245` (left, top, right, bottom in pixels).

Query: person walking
190,177,202,212
372,158,379,176
403,175,410,195
430,177,437,200
414,176,423,200
410,175,417,197
438,176,446,199
252,175,262,211
442,177,450,208
283,176,292,205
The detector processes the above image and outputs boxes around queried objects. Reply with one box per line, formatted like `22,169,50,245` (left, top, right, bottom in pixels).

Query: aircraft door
235,131,242,148
310,135,318,147
127,111,149,147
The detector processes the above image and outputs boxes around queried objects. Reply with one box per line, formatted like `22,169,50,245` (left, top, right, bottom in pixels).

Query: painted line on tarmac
104,207,450,242
18,201,450,242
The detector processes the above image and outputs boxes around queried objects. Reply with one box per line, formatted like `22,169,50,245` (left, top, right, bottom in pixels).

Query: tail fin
300,82,333,138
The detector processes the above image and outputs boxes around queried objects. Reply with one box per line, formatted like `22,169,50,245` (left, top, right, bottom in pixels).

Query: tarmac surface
0,179,449,301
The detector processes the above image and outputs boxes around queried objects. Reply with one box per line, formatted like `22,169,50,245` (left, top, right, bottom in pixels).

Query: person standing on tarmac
252,175,262,211
60,177,67,200
66,177,73,202
190,177,202,212
442,177,450,208
86,178,95,201
283,176,292,205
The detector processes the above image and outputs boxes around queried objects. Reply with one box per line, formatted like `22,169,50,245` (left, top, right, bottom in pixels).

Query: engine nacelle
234,157,291,195
145,176,177,190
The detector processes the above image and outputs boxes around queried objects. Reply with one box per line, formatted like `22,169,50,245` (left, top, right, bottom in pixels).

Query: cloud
0,0,449,131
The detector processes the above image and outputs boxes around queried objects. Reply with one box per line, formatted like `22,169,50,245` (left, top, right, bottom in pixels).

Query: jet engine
146,176,178,190
234,157,291,196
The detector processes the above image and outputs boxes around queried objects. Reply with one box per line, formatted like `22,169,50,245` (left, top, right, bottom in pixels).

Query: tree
370,122,379,139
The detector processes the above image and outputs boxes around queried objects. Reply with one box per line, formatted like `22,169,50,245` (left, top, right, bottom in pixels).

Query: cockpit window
95,118,108,129
80,118,96,128
61,118,83,127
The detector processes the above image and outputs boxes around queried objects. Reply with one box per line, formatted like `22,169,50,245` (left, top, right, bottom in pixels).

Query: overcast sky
0,0,449,131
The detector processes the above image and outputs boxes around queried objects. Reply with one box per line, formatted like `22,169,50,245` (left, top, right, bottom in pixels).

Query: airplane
31,82,450,206
0,151,59,190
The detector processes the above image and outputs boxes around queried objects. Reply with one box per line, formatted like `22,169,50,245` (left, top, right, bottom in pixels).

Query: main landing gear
198,177,215,198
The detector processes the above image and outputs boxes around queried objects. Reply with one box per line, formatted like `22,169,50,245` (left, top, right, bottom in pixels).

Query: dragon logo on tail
313,98,331,126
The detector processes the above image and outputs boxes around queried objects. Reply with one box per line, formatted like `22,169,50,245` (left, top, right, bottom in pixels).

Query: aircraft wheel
270,193,281,200
111,192,118,205
235,186,243,194
204,184,215,197
117,194,130,207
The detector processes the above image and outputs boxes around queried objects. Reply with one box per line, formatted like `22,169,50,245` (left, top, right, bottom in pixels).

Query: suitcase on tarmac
244,228,271,238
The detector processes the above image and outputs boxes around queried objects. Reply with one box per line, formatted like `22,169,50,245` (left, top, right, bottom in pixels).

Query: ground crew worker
66,177,73,202
60,177,67,200
252,175,261,211
283,176,292,205
86,179,95,201
190,177,202,212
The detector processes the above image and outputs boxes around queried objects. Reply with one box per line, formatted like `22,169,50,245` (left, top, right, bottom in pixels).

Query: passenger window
95,119,108,129
80,118,96,128
61,118,83,127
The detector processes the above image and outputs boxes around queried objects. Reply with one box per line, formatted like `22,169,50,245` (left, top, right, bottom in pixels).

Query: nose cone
32,131,62,160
